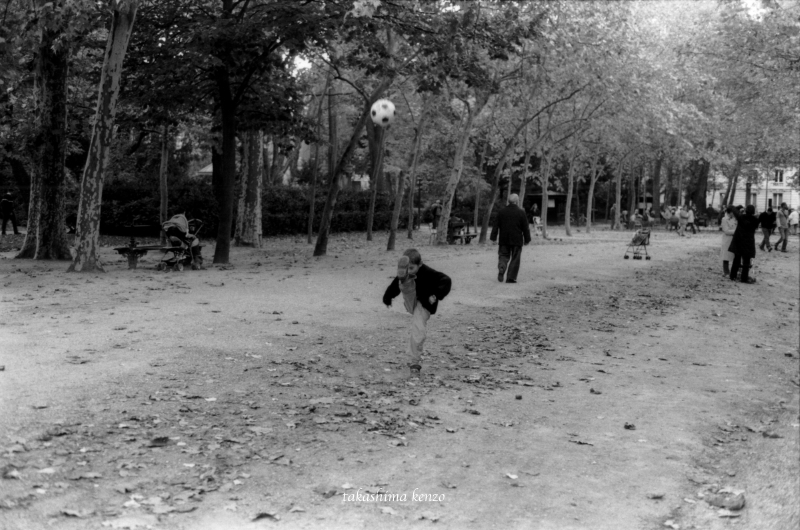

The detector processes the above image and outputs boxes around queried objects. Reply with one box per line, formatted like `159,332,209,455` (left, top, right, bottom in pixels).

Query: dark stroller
158,214,204,271
624,228,651,260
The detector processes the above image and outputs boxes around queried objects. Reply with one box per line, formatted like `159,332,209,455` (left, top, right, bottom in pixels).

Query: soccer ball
370,99,395,127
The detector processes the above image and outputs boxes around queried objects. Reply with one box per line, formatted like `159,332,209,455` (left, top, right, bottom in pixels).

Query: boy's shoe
397,256,410,280
409,364,421,378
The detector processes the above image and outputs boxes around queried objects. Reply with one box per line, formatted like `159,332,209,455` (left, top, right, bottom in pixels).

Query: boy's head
403,248,422,275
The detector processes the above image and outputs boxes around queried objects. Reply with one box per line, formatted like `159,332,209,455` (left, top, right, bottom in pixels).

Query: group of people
664,205,700,236
719,202,793,284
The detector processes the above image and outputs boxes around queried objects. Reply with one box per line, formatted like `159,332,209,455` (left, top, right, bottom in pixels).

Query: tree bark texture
327,80,338,183
235,130,263,247
69,0,138,272
614,158,623,231
627,158,636,217
540,151,553,240
390,106,427,251
652,156,662,218
563,143,579,236
307,78,329,244
691,158,709,214
211,66,237,263
438,106,475,245
366,124,385,242
585,145,601,233
159,124,170,246
18,21,71,260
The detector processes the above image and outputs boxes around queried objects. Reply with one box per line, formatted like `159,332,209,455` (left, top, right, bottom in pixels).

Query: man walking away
775,202,790,252
430,200,443,230
729,205,760,283
490,194,531,284
758,207,776,252
0,193,19,236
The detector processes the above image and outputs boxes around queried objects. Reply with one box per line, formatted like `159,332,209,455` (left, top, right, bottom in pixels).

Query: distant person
669,208,680,232
686,207,697,234
774,202,789,252
430,199,443,230
610,204,616,228
490,193,531,284
729,204,760,284
529,202,539,223
720,206,737,276
788,208,799,236
0,192,19,236
758,207,776,252
383,248,452,379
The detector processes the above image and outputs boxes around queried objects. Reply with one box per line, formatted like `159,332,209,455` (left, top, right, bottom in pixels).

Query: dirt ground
1,225,798,530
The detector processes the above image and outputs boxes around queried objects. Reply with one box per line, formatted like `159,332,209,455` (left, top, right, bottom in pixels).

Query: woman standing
720,206,737,276
729,204,760,284
788,208,798,236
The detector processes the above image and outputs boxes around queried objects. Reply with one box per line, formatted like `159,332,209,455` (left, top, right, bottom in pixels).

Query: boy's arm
383,277,400,306
432,271,452,301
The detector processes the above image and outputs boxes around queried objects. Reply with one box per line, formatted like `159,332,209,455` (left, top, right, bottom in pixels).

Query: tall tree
69,0,138,272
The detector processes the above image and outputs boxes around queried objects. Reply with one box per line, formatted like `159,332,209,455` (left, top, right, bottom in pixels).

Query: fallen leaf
146,437,169,448
505,473,518,480
252,511,280,521
380,506,399,516
101,514,159,528
61,508,94,518
647,492,665,500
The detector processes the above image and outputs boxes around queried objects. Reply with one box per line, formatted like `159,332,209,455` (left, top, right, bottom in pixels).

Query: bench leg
127,253,139,269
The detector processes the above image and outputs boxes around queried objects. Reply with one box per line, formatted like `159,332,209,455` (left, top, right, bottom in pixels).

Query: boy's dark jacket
383,264,452,315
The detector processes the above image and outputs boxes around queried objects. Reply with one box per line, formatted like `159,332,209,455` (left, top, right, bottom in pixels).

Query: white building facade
707,166,799,211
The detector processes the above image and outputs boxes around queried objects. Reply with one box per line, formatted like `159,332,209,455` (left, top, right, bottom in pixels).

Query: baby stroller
158,214,204,271
624,228,651,260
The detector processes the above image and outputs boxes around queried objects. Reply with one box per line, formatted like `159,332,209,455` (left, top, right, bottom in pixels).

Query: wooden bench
114,236,170,269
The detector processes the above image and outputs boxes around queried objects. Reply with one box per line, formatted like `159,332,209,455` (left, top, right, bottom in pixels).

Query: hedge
91,181,418,237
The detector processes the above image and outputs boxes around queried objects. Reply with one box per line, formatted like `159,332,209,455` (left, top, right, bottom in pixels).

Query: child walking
383,249,452,378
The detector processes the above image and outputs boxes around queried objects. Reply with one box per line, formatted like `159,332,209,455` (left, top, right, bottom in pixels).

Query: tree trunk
68,0,138,272
726,162,741,207
665,161,673,206
652,156,662,218
235,130,263,247
585,145,601,233
518,146,533,213
307,77,330,244
366,124,385,242
564,143,579,236
327,79,338,183
437,106,476,245
314,80,392,257
540,151,553,240
159,124,170,246
626,159,636,221
614,158,623,231
676,163,684,207
211,66,238,263
18,17,71,260
692,159,709,214
391,106,427,251
472,139,489,235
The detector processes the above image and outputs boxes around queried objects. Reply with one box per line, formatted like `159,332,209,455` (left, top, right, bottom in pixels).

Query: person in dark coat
758,207,776,252
729,204,760,284
1,192,19,236
383,248,452,378
490,193,532,284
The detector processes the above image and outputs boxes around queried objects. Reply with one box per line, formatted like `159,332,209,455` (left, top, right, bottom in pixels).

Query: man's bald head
508,194,519,205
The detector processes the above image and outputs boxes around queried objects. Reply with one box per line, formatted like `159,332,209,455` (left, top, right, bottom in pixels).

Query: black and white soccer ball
370,99,395,127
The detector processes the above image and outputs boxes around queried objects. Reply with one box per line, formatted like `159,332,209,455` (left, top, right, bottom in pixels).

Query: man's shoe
409,364,421,378
506,279,517,283
397,256,410,280
498,272,504,282
745,277,756,284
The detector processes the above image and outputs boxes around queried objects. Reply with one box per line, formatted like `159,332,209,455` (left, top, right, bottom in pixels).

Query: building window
773,193,783,208
774,169,784,183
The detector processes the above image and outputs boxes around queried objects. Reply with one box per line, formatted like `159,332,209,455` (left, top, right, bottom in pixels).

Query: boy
383,249,452,378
